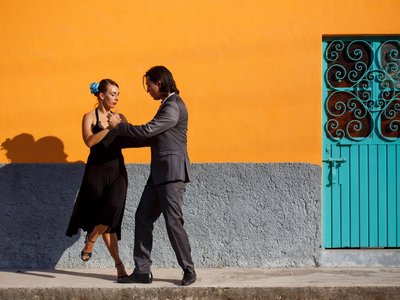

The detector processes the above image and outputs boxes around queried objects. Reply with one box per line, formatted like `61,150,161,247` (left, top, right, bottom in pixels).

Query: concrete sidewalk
1,267,400,299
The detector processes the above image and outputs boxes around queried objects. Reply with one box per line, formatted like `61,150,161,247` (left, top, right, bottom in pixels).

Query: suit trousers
133,180,194,274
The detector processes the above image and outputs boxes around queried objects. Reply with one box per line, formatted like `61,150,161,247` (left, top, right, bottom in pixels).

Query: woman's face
145,77,162,100
101,84,119,109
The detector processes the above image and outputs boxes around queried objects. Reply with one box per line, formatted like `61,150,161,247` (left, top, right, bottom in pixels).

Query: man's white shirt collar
161,92,176,105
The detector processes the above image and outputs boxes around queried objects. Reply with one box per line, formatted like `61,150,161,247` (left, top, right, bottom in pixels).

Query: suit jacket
103,93,191,185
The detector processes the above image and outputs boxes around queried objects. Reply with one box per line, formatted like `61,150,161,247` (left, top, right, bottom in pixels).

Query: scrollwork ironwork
379,95,400,139
324,38,400,141
325,40,372,89
325,91,371,140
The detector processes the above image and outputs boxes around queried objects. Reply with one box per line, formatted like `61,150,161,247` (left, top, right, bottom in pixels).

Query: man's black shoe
117,272,153,284
117,275,129,283
181,270,196,286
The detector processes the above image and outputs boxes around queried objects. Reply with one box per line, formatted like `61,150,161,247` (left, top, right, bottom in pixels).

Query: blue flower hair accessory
90,82,99,94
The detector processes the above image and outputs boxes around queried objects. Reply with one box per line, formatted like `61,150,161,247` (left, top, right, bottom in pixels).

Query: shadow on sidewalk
0,269,182,285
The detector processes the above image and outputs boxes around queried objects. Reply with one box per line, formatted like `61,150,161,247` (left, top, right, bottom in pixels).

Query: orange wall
0,0,399,164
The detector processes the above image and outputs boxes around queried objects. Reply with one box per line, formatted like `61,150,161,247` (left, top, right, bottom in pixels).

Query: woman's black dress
66,108,127,240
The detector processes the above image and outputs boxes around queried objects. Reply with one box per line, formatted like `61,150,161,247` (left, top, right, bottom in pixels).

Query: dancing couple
66,66,196,286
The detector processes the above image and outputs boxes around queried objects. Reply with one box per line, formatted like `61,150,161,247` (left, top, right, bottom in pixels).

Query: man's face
145,77,162,100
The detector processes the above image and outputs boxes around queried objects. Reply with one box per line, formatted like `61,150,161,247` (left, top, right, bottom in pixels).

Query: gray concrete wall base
0,163,321,269
321,250,400,267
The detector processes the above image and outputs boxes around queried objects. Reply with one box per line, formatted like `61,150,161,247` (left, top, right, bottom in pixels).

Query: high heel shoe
80,234,95,262
116,261,129,283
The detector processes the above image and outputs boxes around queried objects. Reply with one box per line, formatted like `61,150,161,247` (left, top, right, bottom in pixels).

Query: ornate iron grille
324,39,400,141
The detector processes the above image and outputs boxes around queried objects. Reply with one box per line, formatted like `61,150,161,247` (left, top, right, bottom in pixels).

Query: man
104,66,196,286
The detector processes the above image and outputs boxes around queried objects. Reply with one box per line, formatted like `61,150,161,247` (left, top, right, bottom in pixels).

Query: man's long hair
143,66,179,96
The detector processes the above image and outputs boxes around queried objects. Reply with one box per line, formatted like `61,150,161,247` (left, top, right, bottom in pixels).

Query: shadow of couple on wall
0,133,84,269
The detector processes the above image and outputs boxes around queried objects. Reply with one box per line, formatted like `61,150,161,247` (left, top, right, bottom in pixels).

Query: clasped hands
107,111,122,129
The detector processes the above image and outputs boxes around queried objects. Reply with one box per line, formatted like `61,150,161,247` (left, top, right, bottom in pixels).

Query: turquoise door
322,37,400,248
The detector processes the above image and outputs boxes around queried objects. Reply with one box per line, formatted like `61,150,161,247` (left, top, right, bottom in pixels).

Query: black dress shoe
117,272,153,284
182,270,196,286
117,275,129,283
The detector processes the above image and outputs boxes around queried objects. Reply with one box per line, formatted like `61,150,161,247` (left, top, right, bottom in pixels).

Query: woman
66,79,128,282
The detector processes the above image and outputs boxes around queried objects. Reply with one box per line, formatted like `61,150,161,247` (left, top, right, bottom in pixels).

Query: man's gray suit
103,93,194,274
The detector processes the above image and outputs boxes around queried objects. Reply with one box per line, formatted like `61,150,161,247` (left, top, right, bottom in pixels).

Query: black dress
66,108,128,240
